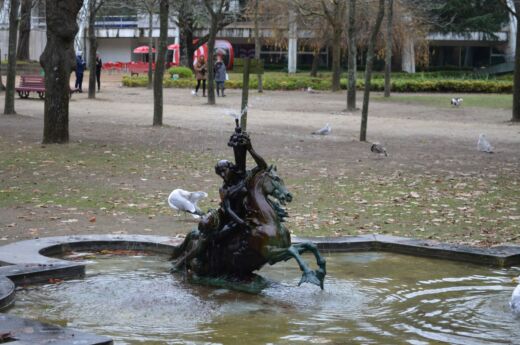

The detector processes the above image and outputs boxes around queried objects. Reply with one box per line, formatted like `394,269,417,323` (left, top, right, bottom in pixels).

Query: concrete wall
0,29,46,61
97,38,134,62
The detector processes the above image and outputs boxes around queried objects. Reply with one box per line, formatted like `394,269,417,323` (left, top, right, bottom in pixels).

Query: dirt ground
0,72,519,246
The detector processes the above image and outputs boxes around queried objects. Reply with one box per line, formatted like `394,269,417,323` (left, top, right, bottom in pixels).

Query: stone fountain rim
1,233,520,344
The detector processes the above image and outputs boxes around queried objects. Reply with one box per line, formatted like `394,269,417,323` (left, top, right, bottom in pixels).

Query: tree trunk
40,0,83,144
310,48,320,77
347,0,357,111
16,0,31,61
206,21,217,105
3,0,19,115
254,0,262,92
87,1,97,99
360,0,385,142
153,0,168,127
384,0,393,98
513,12,520,122
331,29,341,91
0,49,5,91
186,29,195,69
147,11,153,89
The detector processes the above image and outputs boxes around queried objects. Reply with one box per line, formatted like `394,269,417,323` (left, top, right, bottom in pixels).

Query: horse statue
171,126,326,289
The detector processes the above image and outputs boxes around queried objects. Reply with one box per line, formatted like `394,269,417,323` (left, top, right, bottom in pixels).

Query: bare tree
172,0,210,69
346,0,356,111
499,0,520,122
0,49,5,91
153,0,168,126
253,0,262,92
3,0,19,115
360,0,385,142
384,0,393,97
203,0,234,105
16,0,33,61
293,0,346,91
40,0,83,143
87,0,105,99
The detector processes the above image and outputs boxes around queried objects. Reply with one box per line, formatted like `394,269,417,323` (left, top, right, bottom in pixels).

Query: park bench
128,63,154,76
15,75,46,99
15,75,78,100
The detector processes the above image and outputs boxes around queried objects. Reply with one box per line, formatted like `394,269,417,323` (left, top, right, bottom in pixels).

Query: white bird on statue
167,189,207,219
477,134,494,153
312,123,331,135
510,276,520,317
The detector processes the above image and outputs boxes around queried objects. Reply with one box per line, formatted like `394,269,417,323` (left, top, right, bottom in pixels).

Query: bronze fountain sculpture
171,120,326,290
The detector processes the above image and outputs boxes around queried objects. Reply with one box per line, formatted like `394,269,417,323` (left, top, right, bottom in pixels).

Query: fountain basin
1,234,520,344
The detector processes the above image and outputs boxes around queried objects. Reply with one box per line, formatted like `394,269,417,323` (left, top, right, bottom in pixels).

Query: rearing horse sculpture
171,127,326,289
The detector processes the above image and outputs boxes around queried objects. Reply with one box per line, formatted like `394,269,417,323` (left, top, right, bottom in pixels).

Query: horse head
262,165,293,205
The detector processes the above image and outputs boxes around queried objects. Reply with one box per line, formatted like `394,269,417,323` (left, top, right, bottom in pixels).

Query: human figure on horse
172,128,266,273
171,123,326,289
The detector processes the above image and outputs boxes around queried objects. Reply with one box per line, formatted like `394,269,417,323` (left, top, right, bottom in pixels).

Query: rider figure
174,127,268,271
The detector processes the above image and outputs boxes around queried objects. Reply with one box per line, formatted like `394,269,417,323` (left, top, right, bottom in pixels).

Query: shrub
123,74,513,93
167,66,193,79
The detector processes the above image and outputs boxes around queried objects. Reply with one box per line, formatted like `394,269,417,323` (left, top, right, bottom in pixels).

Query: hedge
122,75,513,93
167,66,193,79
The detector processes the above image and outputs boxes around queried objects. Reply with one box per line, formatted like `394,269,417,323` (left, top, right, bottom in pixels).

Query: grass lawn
1,139,519,246
373,94,513,109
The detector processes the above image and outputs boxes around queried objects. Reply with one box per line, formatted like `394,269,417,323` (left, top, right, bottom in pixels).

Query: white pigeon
451,97,463,107
312,123,331,135
306,87,318,94
510,276,520,317
167,189,207,219
371,143,388,157
477,134,494,153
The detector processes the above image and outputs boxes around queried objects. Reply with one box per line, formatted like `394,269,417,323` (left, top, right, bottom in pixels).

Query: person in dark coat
95,55,102,92
75,54,86,92
214,54,227,97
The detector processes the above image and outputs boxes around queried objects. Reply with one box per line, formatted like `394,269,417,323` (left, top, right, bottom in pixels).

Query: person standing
214,54,227,97
193,55,207,96
95,55,102,92
75,54,86,92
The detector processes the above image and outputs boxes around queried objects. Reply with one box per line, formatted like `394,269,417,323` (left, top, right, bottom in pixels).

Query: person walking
75,54,86,92
214,54,227,97
95,55,102,92
193,55,207,96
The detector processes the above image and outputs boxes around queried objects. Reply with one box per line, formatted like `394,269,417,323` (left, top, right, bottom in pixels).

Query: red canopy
133,45,156,54
167,44,180,51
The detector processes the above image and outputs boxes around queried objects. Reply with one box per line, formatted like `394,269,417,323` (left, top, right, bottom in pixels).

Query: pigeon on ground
477,134,494,153
306,87,319,94
511,276,520,317
451,97,463,107
312,123,331,135
370,143,388,157
167,189,207,218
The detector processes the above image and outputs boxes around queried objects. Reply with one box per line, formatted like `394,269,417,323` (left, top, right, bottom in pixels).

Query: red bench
16,75,46,99
128,63,155,76
15,75,78,99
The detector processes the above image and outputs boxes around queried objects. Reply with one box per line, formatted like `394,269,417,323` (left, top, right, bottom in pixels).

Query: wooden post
240,58,250,131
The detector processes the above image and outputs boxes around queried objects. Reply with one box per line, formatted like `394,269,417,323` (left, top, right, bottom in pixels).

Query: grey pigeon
312,123,331,135
167,189,207,218
371,143,388,157
477,134,493,153
451,97,463,107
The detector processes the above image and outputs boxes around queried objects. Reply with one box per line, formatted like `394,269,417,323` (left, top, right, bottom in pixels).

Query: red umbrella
167,44,179,51
133,45,156,54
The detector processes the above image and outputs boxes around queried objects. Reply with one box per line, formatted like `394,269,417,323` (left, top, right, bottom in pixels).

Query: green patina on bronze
171,121,326,290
